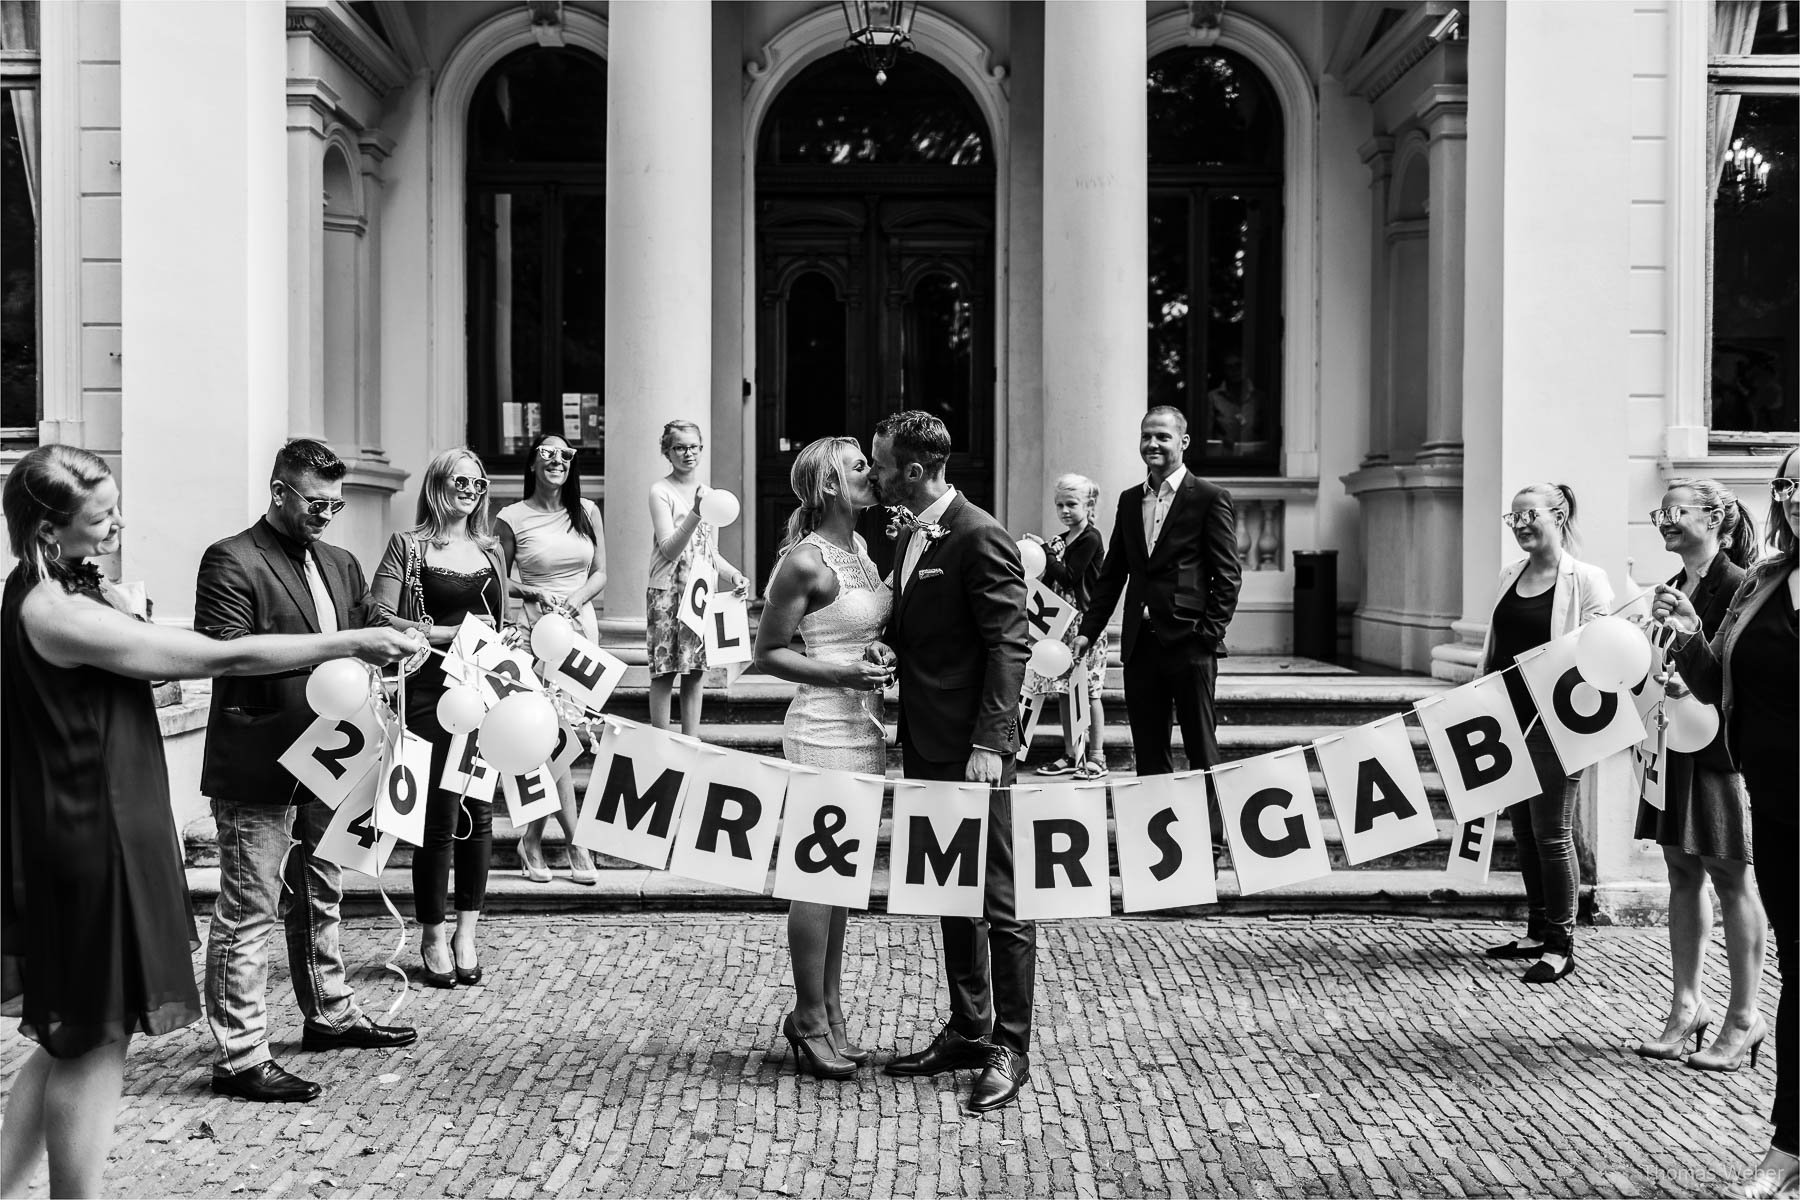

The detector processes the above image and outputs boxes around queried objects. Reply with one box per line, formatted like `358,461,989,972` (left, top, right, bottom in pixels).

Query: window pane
782,272,848,446
1751,1,1798,55
559,191,605,456
762,55,987,166
469,48,607,166
1713,93,1798,434
468,190,546,456
905,274,973,445
1202,193,1277,462
1147,49,1283,169
1147,192,1190,411
1,89,37,441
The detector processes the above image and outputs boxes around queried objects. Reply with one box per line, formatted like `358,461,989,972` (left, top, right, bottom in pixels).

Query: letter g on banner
1212,748,1331,896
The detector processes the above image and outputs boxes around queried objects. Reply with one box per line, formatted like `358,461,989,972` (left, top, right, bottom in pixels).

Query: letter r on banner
668,751,790,894
1013,784,1111,920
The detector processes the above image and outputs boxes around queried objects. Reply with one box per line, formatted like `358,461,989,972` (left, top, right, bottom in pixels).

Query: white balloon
478,692,560,775
1018,539,1047,581
305,659,370,721
1664,694,1721,754
1029,639,1074,679
698,489,741,527
435,685,487,736
1574,616,1652,692
530,612,577,664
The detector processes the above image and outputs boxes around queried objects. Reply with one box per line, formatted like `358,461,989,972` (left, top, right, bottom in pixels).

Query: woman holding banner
753,437,891,1079
372,448,509,989
1657,448,1798,1199
646,420,745,737
1,446,416,1197
497,434,605,885
1480,483,1612,984
1634,480,1765,1066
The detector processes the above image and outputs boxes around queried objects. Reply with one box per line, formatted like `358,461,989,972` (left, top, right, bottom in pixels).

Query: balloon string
370,668,410,1021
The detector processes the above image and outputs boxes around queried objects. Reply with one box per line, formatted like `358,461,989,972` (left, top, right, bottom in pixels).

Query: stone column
286,84,329,441
120,1,288,621
1417,86,1467,465
603,1,712,625
1041,1,1148,529
1358,137,1394,466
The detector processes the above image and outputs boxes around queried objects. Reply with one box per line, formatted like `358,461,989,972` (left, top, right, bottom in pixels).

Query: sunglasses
536,446,576,465
1772,478,1798,502
450,475,489,496
275,481,346,518
1649,504,1718,526
1501,507,1562,531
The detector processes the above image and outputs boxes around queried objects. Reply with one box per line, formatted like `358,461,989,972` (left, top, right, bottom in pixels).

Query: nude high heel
1633,1000,1713,1061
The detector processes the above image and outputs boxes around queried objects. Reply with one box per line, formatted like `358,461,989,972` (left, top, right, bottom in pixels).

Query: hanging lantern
841,0,916,85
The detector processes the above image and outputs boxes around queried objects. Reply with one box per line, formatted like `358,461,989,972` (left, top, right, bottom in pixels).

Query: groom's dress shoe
968,1046,1029,1113
210,1061,322,1103
301,1018,418,1052
884,1026,990,1076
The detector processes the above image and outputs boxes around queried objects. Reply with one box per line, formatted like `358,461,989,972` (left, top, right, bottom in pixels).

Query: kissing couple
750,410,1036,1113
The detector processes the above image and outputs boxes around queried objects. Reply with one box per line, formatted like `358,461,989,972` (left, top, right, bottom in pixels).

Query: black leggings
407,690,493,925
1742,746,1797,1155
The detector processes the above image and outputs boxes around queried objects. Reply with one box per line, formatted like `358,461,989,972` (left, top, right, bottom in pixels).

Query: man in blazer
865,410,1034,1114
196,439,415,1104
1075,406,1242,776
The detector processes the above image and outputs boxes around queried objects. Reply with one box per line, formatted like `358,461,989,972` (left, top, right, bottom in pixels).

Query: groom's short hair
876,410,951,475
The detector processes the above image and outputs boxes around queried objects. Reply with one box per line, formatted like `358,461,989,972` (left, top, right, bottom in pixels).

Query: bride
752,437,893,1080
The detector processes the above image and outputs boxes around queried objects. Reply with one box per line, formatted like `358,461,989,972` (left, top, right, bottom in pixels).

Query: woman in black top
1026,473,1109,779
1657,448,1800,1199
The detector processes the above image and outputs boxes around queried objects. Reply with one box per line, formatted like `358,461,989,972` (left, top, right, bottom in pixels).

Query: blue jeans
204,796,362,1072
1508,727,1581,953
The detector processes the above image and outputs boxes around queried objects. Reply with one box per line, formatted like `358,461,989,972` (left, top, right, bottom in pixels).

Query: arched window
465,47,606,468
1146,47,1284,474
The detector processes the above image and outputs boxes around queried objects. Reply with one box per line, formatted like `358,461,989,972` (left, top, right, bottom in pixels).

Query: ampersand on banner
796,806,859,876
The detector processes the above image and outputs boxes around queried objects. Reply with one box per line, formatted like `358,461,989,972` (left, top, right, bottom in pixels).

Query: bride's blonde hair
781,437,860,555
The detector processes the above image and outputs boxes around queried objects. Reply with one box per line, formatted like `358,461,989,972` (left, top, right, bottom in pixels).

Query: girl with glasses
496,434,605,885
1479,482,1613,985
1633,479,1765,1074
372,448,510,990
646,420,746,736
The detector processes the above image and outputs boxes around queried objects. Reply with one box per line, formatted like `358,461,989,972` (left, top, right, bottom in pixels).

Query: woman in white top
645,420,745,736
496,434,605,885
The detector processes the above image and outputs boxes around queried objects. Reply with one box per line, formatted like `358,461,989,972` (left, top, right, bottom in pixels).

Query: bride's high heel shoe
830,1021,871,1066
783,1014,856,1080
1733,1148,1799,1200
1633,1000,1712,1061
1687,1014,1769,1072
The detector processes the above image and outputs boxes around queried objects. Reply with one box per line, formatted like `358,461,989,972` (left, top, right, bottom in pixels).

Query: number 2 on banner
315,767,397,877
374,730,433,846
277,706,383,808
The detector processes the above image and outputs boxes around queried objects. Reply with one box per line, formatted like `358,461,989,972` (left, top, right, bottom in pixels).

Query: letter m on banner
887,780,989,918
573,719,702,869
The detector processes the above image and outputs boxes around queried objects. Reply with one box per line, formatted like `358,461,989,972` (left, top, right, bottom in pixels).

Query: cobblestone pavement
1,914,1781,1199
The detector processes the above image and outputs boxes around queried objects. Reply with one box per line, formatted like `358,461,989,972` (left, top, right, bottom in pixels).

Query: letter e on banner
1444,812,1496,883
704,590,753,667
1414,675,1537,823
440,730,498,804
1313,716,1438,866
1516,632,1647,774
887,781,989,918
1213,748,1331,896
772,769,885,909
1112,773,1216,913
501,766,561,826
315,766,397,877
1023,579,1077,645
677,561,717,638
668,750,790,893
278,703,384,808
545,636,628,714
573,719,701,869
374,729,433,847
1013,784,1111,920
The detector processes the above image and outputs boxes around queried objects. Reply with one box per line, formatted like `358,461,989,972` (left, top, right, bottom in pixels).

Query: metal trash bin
1291,550,1338,662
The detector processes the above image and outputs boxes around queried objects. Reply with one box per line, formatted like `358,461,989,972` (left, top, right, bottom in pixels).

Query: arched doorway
753,54,996,579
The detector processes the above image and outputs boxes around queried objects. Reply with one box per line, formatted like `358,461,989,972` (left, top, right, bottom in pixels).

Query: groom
864,410,1034,1114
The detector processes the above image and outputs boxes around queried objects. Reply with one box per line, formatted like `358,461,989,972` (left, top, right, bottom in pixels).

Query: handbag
397,534,433,676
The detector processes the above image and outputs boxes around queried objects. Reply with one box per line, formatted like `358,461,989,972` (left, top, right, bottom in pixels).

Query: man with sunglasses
194,439,417,1104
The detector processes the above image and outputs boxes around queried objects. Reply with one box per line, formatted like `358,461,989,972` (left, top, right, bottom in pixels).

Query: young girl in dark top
1025,473,1109,780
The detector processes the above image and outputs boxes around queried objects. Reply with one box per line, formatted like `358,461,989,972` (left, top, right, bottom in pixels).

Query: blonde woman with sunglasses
1477,483,1613,985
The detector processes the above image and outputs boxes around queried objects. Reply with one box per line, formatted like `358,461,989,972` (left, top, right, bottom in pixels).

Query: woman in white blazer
1479,482,1613,984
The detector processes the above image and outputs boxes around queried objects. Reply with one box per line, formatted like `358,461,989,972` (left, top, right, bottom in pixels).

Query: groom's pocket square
916,568,944,580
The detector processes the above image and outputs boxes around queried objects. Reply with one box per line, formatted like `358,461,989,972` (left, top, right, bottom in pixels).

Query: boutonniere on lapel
884,505,949,544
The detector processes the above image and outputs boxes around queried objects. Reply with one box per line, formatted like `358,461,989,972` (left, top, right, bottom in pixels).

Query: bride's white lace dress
780,532,892,774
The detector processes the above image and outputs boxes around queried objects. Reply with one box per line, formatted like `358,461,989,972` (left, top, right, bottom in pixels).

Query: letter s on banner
1516,631,1647,774
1212,748,1331,896
773,769,885,909
1013,784,1111,920
573,718,702,869
1312,716,1438,866
886,780,989,918
1112,773,1217,913
1414,675,1538,823
667,750,790,894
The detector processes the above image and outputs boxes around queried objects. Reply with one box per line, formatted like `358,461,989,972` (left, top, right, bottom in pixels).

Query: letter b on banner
1415,675,1538,823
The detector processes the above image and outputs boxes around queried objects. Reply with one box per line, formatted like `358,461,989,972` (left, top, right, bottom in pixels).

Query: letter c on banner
1551,666,1617,735
1444,716,1513,789
1241,787,1309,858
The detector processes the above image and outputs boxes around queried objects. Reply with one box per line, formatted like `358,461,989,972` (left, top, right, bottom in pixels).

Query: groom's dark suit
886,491,1034,1054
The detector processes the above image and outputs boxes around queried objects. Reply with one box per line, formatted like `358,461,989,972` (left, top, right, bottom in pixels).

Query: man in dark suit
864,410,1034,1114
1074,406,1242,776
196,439,415,1103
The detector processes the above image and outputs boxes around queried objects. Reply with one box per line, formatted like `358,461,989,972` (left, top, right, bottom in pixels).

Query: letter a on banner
1414,675,1537,823
1014,784,1112,920
544,636,628,714
315,765,397,877
887,781,989,918
668,749,790,893
278,702,385,808
1516,632,1647,773
773,769,885,909
573,719,701,869
1444,812,1496,883
1112,773,1216,913
374,728,433,847
1313,716,1438,866
1213,748,1331,896
677,561,717,638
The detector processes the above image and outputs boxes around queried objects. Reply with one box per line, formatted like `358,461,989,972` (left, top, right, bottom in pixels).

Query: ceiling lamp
842,0,916,85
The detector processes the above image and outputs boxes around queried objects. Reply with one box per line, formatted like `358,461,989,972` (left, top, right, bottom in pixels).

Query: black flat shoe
968,1046,1030,1113
884,1025,990,1077
1485,937,1546,960
211,1061,322,1103
1522,950,1576,984
301,1019,418,1052
783,1013,856,1080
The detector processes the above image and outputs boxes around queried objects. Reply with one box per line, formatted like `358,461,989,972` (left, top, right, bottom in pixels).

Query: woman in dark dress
0,446,414,1198
371,448,510,990
1657,447,1800,1200
1025,473,1109,779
